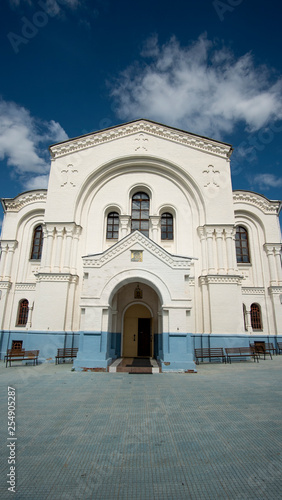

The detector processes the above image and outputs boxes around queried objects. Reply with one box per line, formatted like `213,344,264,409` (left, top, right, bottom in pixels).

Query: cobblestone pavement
0,356,282,500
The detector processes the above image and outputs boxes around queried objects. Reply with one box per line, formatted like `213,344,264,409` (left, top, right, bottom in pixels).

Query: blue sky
1,0,282,226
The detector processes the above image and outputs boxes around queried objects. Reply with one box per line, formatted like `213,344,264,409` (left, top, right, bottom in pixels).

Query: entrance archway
123,304,152,357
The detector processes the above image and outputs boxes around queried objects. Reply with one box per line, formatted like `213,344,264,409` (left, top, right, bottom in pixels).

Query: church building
0,119,281,371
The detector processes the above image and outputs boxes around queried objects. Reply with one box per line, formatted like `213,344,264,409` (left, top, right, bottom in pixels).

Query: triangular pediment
83,231,194,270
49,119,232,160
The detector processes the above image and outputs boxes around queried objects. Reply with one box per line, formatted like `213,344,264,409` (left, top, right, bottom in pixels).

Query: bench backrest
7,349,25,355
57,348,78,354
195,348,224,355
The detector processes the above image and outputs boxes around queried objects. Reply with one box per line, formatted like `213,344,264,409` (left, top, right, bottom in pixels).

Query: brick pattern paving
0,357,281,499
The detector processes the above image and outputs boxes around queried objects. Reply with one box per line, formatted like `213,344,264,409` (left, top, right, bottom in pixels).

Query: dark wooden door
138,318,151,356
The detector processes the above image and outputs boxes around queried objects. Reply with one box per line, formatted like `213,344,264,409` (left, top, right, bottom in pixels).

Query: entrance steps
109,357,161,374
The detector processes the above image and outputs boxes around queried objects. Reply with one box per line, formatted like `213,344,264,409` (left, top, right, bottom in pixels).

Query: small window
250,303,262,330
17,299,29,326
161,213,173,240
235,226,250,263
131,192,149,237
30,225,43,260
107,212,119,239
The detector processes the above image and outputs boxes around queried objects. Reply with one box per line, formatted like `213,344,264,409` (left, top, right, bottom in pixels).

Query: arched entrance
123,304,152,357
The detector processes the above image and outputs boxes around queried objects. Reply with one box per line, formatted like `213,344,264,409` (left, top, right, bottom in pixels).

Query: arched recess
74,155,206,228
102,271,167,360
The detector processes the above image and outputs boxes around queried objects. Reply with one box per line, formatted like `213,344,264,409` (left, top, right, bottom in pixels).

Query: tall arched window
251,303,262,330
235,226,250,263
106,212,119,239
161,213,173,240
30,225,43,260
17,299,29,326
131,192,149,237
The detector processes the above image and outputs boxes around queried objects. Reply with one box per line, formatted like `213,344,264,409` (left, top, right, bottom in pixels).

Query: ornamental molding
233,191,281,215
35,273,79,283
50,120,232,160
2,190,47,213
199,275,242,285
242,287,265,295
83,230,194,270
268,286,282,295
0,281,12,290
15,283,36,291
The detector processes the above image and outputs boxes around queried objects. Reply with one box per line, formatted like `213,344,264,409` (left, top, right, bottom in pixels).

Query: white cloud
252,173,282,190
110,35,282,139
0,99,68,189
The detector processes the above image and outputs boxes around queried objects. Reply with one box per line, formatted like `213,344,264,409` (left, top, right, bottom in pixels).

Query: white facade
0,119,281,370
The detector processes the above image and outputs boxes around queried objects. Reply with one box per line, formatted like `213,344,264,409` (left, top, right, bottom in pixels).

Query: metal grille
17,299,29,326
251,303,262,330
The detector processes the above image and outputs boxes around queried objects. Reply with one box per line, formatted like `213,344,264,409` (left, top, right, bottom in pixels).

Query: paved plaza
0,356,282,500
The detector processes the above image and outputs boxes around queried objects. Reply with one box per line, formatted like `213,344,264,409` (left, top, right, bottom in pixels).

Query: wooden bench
250,342,272,360
55,347,78,364
5,349,39,368
265,342,276,355
194,348,226,365
225,347,259,363
277,342,282,354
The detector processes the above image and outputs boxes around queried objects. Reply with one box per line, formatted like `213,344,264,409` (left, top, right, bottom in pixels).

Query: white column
54,227,64,272
42,225,54,272
225,228,236,274
205,228,215,274
198,227,207,275
274,246,282,284
0,242,8,279
120,215,130,238
264,245,277,285
71,225,81,274
150,216,160,242
63,226,74,273
4,241,17,280
215,228,225,273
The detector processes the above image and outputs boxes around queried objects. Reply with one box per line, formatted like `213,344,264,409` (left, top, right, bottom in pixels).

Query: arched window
131,192,149,237
251,303,262,330
106,212,119,239
17,299,29,326
235,226,250,263
161,213,173,240
30,225,43,260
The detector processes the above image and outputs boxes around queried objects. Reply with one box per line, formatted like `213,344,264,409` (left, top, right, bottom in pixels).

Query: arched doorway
123,304,152,357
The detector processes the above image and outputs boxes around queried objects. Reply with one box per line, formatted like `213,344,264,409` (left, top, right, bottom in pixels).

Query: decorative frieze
50,119,232,160
233,191,281,215
199,275,242,286
83,231,193,269
15,283,36,291
35,273,79,283
2,190,47,213
241,287,265,295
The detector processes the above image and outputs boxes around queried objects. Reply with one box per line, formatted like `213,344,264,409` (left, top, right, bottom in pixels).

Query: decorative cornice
268,286,282,295
0,281,12,290
242,287,265,295
15,283,36,291
83,230,194,270
2,190,47,213
50,120,232,160
233,190,281,215
199,275,242,285
35,273,79,283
